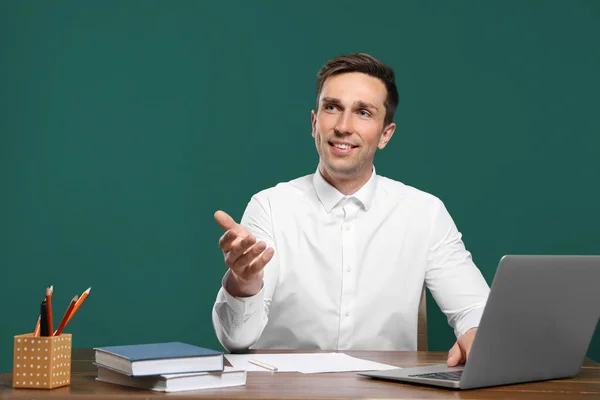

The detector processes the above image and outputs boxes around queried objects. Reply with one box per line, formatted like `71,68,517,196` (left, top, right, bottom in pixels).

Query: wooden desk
1,349,598,399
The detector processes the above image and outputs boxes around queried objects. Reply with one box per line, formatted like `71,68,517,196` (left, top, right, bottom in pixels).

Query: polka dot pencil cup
12,333,72,389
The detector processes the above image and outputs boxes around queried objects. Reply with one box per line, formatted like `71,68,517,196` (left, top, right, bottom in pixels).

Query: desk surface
1,349,598,399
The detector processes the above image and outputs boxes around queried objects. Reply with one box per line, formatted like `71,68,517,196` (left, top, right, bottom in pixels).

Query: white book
96,365,246,392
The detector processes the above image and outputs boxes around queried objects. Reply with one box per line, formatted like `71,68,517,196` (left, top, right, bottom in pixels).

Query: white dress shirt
212,168,490,352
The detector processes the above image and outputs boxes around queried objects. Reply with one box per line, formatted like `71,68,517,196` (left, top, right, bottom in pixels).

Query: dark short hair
316,53,399,126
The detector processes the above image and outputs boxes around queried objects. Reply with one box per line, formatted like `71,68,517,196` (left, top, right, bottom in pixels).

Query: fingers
214,210,237,231
232,241,267,269
219,230,245,253
228,239,274,276
216,210,251,253
215,209,275,279
225,235,257,266
247,247,275,274
447,342,464,367
215,210,248,236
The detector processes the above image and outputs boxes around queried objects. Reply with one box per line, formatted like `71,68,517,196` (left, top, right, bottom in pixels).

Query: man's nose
334,111,354,135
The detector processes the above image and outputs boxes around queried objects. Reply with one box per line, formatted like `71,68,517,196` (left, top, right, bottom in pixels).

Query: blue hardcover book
93,342,224,376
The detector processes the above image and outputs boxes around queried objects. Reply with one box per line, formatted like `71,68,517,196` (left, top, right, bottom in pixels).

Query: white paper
225,353,399,374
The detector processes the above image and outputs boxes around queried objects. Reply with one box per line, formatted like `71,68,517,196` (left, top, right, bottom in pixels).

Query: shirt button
345,311,350,317
344,224,352,231
346,266,351,272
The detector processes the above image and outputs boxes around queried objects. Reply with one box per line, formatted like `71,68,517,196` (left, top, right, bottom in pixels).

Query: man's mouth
329,141,358,151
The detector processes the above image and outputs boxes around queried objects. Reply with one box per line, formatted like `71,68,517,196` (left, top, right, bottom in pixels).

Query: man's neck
318,163,373,196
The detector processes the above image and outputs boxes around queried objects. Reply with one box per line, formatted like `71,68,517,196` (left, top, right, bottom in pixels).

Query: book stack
93,342,245,393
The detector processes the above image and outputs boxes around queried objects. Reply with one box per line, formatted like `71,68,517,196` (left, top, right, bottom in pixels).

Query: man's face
312,72,395,180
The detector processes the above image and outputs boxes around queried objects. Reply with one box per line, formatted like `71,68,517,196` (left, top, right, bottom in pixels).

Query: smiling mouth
329,142,358,150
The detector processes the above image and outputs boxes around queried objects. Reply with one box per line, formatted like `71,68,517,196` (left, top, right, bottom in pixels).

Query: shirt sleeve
212,193,279,352
425,198,490,339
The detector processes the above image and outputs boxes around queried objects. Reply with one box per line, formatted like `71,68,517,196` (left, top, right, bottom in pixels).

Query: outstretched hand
214,210,274,297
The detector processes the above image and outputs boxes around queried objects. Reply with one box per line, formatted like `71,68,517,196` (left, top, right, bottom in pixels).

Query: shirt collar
313,167,378,213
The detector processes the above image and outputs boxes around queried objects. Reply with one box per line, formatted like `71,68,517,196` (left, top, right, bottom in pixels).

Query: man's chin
321,160,361,177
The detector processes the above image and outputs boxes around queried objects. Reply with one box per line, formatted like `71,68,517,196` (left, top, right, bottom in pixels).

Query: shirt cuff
219,270,265,324
454,305,485,338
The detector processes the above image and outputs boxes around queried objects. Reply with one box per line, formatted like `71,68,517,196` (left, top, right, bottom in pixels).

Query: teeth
334,143,351,149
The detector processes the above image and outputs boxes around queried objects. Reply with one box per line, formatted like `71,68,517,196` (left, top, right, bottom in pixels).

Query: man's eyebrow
356,101,379,112
321,97,341,105
321,97,379,112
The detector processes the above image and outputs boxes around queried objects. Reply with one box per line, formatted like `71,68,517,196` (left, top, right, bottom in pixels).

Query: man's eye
358,109,371,117
325,104,337,111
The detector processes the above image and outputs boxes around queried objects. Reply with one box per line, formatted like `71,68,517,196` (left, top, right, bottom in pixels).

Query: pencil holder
12,333,72,389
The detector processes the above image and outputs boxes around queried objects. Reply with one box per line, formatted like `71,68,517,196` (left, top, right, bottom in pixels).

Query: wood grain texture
1,348,598,399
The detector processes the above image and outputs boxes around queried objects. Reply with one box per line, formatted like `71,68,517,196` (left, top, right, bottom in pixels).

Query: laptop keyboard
408,370,463,381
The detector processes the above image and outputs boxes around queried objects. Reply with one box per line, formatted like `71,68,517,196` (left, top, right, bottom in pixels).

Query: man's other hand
214,210,274,297
447,328,478,366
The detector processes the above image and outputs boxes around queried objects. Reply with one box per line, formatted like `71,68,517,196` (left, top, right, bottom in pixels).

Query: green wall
1,1,598,373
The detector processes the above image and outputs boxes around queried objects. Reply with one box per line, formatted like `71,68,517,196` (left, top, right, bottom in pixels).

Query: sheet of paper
225,353,399,374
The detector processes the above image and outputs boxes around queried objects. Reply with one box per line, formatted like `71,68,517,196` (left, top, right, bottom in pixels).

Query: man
212,53,490,367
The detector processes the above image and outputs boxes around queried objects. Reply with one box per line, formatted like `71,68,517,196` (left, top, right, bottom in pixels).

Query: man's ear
378,122,396,149
311,110,317,138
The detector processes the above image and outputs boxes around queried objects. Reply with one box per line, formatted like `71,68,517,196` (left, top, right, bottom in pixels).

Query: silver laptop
359,255,600,390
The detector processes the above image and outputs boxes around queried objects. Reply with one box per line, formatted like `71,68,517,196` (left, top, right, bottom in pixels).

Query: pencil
33,315,41,337
64,287,91,326
45,286,53,336
40,299,49,337
249,359,278,372
53,294,78,336
34,285,52,336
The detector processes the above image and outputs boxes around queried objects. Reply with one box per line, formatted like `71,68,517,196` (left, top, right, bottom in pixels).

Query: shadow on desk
1,348,599,399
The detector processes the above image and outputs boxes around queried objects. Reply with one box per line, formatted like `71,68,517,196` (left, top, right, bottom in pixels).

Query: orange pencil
64,287,91,326
33,315,41,337
54,295,78,336
45,286,54,336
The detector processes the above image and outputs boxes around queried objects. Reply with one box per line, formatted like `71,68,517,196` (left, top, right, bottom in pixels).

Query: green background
1,1,598,373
